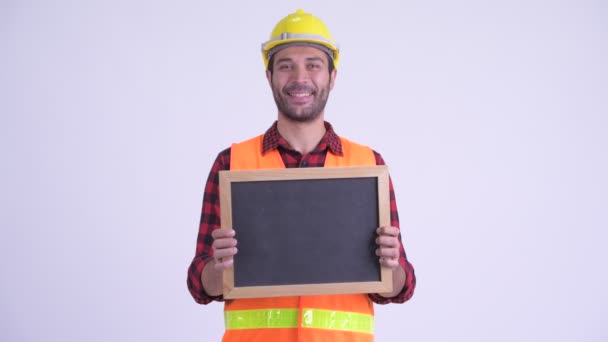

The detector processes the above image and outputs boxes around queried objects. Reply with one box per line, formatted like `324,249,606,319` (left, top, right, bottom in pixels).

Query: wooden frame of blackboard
219,165,393,299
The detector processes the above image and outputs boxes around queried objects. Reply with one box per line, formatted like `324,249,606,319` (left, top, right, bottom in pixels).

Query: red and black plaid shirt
187,121,416,304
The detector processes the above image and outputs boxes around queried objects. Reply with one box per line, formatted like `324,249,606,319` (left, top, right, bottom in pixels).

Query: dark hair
267,51,335,75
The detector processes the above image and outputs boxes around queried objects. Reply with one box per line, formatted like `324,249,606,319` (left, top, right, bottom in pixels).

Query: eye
277,64,291,71
307,63,322,70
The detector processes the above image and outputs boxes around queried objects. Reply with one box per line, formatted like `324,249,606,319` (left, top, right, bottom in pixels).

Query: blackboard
219,166,392,299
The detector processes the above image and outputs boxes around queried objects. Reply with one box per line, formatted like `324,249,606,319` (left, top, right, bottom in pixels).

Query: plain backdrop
1,1,607,341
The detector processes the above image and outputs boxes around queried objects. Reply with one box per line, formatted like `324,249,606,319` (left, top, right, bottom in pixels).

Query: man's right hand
211,228,238,270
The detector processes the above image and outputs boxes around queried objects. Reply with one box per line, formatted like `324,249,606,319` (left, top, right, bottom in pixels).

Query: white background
1,1,607,341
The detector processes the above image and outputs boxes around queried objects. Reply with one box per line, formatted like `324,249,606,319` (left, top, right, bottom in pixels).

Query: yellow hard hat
261,9,340,69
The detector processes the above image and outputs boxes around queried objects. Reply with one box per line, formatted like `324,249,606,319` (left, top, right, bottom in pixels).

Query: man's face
267,45,337,123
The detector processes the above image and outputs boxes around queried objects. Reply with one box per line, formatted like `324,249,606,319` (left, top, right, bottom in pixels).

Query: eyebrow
275,56,326,64
306,56,326,64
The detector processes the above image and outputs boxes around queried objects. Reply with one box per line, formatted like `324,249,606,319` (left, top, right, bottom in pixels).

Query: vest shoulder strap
326,137,376,167
230,134,284,170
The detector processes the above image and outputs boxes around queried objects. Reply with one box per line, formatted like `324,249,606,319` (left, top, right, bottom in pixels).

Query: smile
289,92,313,97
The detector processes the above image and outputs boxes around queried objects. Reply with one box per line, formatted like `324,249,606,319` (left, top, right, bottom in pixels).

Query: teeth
291,93,311,97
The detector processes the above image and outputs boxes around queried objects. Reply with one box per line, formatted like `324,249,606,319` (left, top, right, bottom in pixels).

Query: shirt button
300,161,308,167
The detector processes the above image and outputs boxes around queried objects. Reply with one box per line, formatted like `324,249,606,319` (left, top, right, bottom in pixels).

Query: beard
271,80,331,123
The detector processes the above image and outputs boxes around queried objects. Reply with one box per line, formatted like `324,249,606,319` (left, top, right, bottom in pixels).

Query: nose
292,65,310,82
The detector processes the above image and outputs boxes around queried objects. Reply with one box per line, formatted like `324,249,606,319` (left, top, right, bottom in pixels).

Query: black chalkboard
219,166,392,299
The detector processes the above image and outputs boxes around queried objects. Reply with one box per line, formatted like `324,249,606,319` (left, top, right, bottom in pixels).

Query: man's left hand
375,226,401,269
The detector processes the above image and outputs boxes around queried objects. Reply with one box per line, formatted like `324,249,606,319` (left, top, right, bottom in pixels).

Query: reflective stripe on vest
225,308,374,334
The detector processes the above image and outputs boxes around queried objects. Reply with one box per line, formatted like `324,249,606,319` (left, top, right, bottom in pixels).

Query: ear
329,68,337,91
265,69,272,87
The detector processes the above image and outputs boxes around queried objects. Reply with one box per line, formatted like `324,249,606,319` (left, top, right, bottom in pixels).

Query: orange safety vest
224,134,377,342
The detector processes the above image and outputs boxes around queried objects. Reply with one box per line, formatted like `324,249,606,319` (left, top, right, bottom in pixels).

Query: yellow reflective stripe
225,309,374,334
302,308,374,334
225,309,298,329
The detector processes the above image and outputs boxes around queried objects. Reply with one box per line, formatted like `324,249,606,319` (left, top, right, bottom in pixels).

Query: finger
379,256,400,268
212,228,235,239
376,247,400,259
375,235,399,248
376,226,400,237
213,247,238,259
213,247,237,270
212,237,238,249
214,258,234,270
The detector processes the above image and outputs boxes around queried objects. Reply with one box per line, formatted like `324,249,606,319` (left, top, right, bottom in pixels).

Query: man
187,9,416,342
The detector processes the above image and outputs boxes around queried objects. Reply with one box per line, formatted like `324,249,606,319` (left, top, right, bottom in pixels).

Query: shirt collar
262,121,343,156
